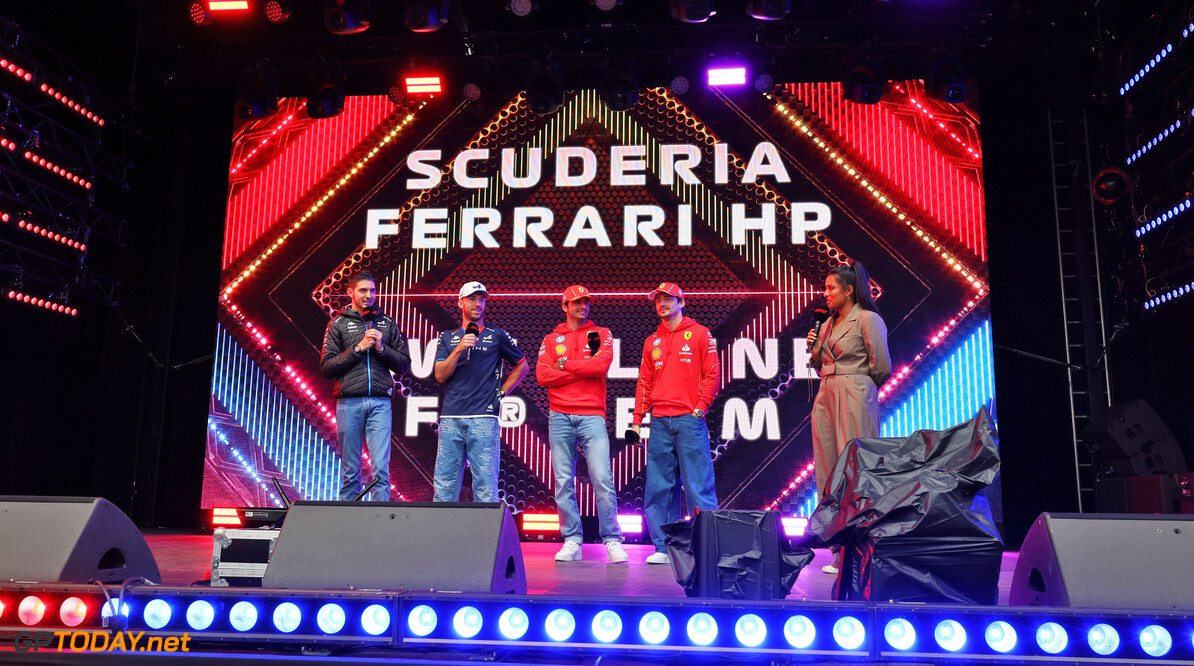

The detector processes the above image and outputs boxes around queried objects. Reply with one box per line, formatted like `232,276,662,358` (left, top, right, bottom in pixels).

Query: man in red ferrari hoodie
630,282,720,564
536,285,627,564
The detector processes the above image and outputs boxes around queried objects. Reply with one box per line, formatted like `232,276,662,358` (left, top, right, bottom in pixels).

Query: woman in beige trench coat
805,261,891,574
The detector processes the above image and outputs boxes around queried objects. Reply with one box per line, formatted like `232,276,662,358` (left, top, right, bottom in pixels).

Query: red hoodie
535,321,613,416
632,317,719,425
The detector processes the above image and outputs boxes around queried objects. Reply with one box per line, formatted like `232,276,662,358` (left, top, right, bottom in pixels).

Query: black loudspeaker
262,501,526,594
1081,399,1186,476
1096,474,1180,513
0,496,160,584
1011,512,1194,609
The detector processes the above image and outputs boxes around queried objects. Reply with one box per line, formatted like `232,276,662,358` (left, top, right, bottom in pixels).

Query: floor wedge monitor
1011,512,1194,609
262,501,526,593
0,496,161,584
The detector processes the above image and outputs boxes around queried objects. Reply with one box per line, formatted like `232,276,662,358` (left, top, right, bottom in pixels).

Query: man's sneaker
645,551,671,565
605,541,629,564
822,563,839,575
555,541,583,562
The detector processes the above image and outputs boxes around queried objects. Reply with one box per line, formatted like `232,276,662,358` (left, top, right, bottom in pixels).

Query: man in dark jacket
320,270,411,501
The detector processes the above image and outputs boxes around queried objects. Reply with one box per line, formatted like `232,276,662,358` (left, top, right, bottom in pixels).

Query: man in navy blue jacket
432,281,529,502
320,270,410,501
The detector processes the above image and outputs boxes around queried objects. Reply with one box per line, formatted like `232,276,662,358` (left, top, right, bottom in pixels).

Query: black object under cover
662,510,814,599
809,407,1003,604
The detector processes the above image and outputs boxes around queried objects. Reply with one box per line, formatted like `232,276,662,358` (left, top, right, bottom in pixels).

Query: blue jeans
549,411,623,544
336,397,392,502
644,414,719,551
433,417,500,502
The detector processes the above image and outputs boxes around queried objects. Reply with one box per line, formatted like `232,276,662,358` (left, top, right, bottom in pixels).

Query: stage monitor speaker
0,496,161,584
1080,399,1186,476
262,501,526,593
1010,512,1194,609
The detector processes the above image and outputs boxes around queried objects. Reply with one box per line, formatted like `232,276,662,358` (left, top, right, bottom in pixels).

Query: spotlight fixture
307,65,346,119
508,0,535,17
843,62,884,104
325,0,370,34
747,0,789,20
669,74,691,95
387,86,406,106
1092,168,1131,206
928,57,967,103
264,0,292,23
526,68,564,116
671,0,715,23
591,0,620,10
601,64,639,112
189,2,213,25
754,72,775,93
405,0,450,32
235,63,280,121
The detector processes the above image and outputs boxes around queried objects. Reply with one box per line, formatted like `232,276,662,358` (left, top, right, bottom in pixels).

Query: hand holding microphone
806,307,830,367
587,331,601,354
362,307,384,352
463,322,480,361
624,426,641,446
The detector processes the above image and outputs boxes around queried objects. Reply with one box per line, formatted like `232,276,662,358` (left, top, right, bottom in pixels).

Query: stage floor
145,531,1019,603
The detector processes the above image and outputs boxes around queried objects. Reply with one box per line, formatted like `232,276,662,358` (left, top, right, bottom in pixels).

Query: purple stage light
707,67,747,87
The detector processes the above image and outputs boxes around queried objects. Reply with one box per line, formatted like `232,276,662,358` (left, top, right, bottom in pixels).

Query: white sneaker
555,541,583,562
605,541,629,563
822,563,839,575
645,551,671,565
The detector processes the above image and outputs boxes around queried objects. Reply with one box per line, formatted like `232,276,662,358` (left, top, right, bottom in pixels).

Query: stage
143,532,1021,602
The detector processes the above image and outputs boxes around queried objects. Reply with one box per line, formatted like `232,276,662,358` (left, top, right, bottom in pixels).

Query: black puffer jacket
320,306,411,399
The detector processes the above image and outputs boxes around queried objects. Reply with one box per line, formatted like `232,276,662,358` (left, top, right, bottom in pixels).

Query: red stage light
60,597,88,627
212,507,243,527
208,0,250,10
18,596,46,625
405,76,443,95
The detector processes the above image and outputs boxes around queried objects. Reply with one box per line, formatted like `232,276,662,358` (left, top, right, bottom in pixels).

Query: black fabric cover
662,510,814,599
808,407,1003,604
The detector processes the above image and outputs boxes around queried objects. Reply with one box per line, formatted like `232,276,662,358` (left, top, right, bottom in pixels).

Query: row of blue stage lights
1127,119,1182,165
1136,199,1191,237
875,612,1189,661
400,601,868,654
207,419,283,507
1144,279,1194,310
127,597,391,637
1120,40,1177,95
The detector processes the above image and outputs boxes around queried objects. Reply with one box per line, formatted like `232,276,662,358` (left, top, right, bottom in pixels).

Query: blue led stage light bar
1144,280,1194,310
5,584,1194,663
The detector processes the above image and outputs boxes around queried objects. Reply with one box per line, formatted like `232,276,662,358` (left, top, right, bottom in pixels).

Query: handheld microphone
362,306,380,350
807,307,830,367
624,429,640,445
587,331,601,355
465,322,480,362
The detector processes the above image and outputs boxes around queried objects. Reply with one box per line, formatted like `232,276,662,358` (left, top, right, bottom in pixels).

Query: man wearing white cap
432,281,529,502
630,282,720,564
536,285,627,563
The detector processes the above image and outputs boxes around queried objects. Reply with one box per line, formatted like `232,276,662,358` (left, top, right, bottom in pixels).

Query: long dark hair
828,261,879,314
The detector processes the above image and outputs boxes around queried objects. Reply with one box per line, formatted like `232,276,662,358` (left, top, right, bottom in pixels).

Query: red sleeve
632,338,654,426
562,328,613,377
695,329,720,412
535,333,574,387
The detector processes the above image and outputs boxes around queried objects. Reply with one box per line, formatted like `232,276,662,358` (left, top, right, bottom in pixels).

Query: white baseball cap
458,281,489,299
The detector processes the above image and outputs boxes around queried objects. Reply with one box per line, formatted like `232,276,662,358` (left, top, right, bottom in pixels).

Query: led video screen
203,81,994,521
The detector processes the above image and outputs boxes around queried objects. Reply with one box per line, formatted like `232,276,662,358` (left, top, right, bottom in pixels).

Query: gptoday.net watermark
13,630,191,653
